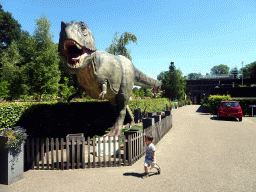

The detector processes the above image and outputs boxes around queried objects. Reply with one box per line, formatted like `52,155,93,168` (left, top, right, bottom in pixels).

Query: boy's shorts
144,158,157,168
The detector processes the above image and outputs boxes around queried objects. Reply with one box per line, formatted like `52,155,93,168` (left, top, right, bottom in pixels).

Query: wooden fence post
82,137,85,169
41,138,44,170
87,136,90,168
66,137,69,170
36,138,39,170
143,118,155,130
46,138,49,170
103,136,106,168
51,138,54,170
60,138,64,170
128,134,132,165
56,138,59,170
118,136,121,167
123,136,127,166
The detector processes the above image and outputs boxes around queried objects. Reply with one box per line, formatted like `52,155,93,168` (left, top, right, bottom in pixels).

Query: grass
89,125,143,146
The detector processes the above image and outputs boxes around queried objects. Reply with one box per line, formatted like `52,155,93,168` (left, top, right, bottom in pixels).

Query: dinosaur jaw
63,40,94,69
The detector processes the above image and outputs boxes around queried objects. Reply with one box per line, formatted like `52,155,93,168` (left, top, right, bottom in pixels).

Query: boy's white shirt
146,142,156,162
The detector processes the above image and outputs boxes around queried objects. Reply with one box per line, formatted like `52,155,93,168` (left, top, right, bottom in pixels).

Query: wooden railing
24,112,172,170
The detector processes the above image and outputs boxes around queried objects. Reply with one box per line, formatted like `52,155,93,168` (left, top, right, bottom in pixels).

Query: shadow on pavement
196,106,211,113
123,172,144,178
123,172,157,178
210,117,238,121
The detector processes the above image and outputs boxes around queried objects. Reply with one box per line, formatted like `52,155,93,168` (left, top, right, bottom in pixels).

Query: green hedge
232,98,256,116
204,94,256,115
128,98,170,114
0,101,59,130
0,98,171,130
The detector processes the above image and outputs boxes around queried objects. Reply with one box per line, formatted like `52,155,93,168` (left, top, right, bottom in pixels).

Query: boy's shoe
142,172,149,179
157,167,161,175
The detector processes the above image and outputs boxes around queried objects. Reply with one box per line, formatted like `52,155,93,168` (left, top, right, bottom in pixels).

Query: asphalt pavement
1,105,256,192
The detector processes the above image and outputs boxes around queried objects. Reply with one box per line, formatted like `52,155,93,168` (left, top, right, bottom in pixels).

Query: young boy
142,134,161,179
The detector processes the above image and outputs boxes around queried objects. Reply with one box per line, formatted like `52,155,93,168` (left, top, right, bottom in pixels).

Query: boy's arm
152,151,156,162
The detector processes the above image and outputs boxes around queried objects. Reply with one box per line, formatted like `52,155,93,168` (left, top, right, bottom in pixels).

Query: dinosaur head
58,21,96,73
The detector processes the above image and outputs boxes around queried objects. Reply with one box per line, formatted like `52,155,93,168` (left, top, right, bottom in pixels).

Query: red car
217,101,243,121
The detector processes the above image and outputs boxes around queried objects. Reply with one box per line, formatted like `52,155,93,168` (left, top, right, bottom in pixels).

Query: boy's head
145,134,153,144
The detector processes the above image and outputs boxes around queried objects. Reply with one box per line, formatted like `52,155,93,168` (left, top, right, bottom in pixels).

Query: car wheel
239,117,242,121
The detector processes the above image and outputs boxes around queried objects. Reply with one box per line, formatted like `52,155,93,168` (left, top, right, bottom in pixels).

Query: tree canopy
0,41,27,100
23,14,60,100
210,64,230,74
239,61,256,80
187,73,202,80
105,31,137,61
158,62,186,101
0,4,22,54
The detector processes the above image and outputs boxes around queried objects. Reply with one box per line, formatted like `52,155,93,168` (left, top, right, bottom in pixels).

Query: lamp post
241,61,244,86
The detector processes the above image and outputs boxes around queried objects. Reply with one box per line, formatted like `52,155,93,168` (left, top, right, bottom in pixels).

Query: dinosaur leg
126,105,135,127
105,94,127,137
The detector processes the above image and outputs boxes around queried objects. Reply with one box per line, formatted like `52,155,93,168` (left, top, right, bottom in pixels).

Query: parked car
217,101,243,121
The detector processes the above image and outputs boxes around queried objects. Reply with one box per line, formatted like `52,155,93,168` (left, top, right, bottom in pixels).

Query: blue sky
1,0,256,80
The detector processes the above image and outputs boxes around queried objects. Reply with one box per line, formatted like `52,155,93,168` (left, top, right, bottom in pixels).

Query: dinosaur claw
99,91,107,99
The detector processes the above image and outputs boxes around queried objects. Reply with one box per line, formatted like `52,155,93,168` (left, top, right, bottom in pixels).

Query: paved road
1,105,256,192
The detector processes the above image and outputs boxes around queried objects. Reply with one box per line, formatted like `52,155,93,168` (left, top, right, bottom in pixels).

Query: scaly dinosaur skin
58,21,162,136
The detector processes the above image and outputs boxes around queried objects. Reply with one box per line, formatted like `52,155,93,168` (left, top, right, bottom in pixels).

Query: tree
0,41,28,100
176,70,186,100
23,14,60,101
157,71,168,81
139,87,152,97
210,64,230,74
250,61,256,79
169,61,175,72
187,73,202,80
159,62,186,101
16,30,37,67
0,80,10,99
105,32,137,61
132,87,139,93
239,64,250,79
238,61,256,79
0,4,22,80
0,5,22,54
59,77,75,102
139,90,145,98
230,67,239,79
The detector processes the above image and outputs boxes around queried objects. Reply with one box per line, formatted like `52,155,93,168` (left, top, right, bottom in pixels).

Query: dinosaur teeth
76,44,82,49
72,56,81,61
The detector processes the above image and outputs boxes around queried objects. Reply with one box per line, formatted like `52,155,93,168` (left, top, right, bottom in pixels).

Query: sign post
249,105,256,117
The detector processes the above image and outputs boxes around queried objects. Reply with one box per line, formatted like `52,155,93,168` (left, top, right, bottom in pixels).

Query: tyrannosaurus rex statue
58,21,162,136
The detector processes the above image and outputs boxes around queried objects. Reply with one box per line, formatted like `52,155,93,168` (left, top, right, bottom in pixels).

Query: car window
222,102,240,107
231,102,240,107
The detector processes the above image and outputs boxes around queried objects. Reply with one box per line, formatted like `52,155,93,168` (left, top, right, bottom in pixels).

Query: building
185,74,256,104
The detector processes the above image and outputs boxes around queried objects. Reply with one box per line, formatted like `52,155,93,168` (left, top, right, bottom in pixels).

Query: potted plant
0,127,27,185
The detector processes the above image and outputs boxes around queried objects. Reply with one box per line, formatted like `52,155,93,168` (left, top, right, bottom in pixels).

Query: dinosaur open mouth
63,40,93,68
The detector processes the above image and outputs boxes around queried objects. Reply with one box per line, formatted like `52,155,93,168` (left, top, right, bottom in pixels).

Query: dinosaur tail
133,66,162,88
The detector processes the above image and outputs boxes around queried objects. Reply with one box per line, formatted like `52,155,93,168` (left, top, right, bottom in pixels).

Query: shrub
59,77,75,102
208,94,232,114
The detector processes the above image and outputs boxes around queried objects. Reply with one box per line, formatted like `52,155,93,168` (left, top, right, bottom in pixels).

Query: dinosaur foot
104,128,122,137
130,121,136,127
